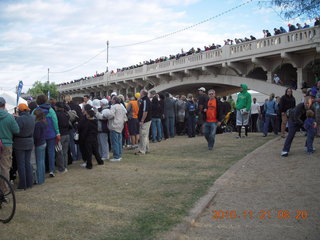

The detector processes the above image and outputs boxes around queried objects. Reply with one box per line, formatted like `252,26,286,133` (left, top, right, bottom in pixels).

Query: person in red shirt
203,89,224,150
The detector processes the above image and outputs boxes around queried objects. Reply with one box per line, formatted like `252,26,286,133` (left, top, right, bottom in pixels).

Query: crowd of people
0,78,318,191
57,18,320,88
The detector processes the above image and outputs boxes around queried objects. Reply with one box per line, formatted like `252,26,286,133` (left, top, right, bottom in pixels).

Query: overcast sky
0,0,312,92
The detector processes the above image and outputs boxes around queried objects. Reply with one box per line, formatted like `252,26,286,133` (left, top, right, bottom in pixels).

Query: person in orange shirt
126,93,140,149
203,89,224,150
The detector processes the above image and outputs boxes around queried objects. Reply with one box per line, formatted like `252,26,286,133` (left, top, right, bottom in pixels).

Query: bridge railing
59,26,320,92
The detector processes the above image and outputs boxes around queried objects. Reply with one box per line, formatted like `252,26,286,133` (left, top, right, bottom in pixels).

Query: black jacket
289,103,306,126
151,97,161,118
279,94,296,113
56,110,70,136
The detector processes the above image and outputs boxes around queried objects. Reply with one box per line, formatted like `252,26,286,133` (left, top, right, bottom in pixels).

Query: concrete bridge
58,26,320,101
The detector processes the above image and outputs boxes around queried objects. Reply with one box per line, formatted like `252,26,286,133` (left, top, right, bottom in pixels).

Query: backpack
188,101,196,113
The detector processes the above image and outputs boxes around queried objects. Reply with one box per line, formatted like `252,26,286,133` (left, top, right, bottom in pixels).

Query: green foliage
27,81,59,99
261,0,320,20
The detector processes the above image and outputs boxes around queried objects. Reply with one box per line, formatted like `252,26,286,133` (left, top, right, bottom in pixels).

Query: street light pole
106,40,109,72
47,68,50,99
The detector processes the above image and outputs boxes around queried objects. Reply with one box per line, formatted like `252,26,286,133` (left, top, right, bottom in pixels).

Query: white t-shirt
251,102,260,114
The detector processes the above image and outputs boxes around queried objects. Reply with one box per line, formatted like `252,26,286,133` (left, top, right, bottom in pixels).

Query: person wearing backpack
0,97,20,182
150,90,162,142
186,93,197,138
54,102,70,173
13,103,35,190
33,95,60,177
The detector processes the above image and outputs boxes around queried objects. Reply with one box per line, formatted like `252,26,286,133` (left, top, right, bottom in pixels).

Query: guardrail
59,26,320,92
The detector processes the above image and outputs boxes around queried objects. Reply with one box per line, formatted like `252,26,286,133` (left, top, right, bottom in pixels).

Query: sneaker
80,162,87,168
281,151,288,157
59,168,68,174
208,147,213,150
49,172,55,177
110,158,121,162
101,157,109,161
98,161,104,165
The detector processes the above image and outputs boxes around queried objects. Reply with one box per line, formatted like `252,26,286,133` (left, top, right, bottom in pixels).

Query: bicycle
0,174,16,223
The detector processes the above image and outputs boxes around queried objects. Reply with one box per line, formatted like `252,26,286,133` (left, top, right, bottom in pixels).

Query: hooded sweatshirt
236,84,252,112
0,109,20,146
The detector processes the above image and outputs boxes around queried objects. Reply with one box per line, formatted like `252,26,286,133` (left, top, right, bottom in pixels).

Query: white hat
111,92,117,96
100,98,109,106
198,87,206,91
92,99,101,108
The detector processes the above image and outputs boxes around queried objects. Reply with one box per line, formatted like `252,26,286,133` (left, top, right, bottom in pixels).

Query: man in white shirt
273,74,282,85
250,98,260,132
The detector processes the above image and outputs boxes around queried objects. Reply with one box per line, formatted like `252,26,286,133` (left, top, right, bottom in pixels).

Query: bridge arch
152,75,301,99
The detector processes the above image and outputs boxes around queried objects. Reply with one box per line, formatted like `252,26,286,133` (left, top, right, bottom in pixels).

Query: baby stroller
219,112,234,133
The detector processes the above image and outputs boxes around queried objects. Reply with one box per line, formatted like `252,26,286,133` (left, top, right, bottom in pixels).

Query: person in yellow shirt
126,93,140,149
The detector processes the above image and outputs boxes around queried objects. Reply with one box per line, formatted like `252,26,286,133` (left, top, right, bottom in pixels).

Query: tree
261,0,320,20
27,81,59,99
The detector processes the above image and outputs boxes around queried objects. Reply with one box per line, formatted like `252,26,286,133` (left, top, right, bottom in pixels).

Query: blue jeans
263,114,278,136
204,122,218,149
305,129,315,153
110,131,122,159
283,120,300,152
15,149,33,189
35,143,46,184
46,138,56,173
165,116,175,137
98,133,109,159
151,118,162,141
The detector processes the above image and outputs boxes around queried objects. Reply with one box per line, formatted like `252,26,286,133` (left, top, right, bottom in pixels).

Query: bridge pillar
267,71,272,83
297,68,307,89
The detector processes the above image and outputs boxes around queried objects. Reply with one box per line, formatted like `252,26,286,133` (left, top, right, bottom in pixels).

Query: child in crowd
78,109,104,169
304,110,317,154
33,109,47,184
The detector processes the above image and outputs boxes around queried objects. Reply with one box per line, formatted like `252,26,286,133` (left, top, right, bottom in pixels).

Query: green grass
0,133,273,240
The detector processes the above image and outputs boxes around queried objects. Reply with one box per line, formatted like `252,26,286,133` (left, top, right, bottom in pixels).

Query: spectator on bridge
250,35,256,40
280,26,287,33
262,93,278,137
303,23,310,28
273,74,282,85
13,103,35,190
274,28,281,35
288,24,297,32
315,17,320,26
150,90,162,143
164,92,176,138
281,96,313,157
235,84,252,138
135,90,152,155
279,88,296,138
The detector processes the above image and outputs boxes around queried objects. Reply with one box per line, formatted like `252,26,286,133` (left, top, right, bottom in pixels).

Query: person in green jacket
236,84,252,138
0,97,20,182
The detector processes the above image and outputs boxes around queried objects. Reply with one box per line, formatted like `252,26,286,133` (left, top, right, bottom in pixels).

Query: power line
49,0,254,74
111,0,255,48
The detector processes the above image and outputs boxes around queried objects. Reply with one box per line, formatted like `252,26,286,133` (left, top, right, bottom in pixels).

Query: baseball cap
198,87,206,91
92,99,101,108
17,103,30,111
100,98,109,106
111,92,117,97
0,97,6,104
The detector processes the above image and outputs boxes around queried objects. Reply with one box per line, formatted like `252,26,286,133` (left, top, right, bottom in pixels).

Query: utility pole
47,68,50,99
106,40,109,72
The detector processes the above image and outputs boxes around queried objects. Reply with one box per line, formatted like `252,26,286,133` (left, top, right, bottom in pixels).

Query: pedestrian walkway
164,134,320,240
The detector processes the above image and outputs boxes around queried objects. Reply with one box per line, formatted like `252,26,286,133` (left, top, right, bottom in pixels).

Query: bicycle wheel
0,175,16,223
225,125,233,133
